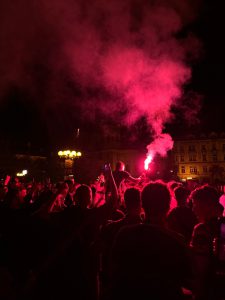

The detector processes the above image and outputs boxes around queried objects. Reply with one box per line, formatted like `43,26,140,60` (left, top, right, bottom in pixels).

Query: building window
202,154,207,161
189,145,196,152
189,155,197,161
212,144,217,150
212,155,218,162
203,166,208,173
180,155,184,162
180,146,184,153
190,166,197,174
181,166,185,173
201,145,206,151
175,156,179,162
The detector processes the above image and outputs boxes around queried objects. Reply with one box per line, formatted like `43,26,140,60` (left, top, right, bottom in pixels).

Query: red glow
144,153,153,170
144,133,174,170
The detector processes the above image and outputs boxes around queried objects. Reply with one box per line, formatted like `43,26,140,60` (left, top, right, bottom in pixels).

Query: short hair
56,182,68,194
174,186,189,205
115,161,125,171
64,179,73,186
124,187,141,211
75,184,92,208
190,185,219,207
141,181,171,216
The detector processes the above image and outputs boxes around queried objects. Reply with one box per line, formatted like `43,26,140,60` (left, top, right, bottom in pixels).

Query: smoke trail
0,0,201,150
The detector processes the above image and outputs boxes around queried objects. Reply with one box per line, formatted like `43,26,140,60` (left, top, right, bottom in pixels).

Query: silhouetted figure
100,187,142,299
167,180,183,210
167,186,197,243
112,161,140,189
111,181,190,300
219,185,225,216
190,185,222,300
64,179,76,207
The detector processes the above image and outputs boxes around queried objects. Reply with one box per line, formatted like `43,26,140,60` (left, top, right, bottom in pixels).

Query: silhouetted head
115,161,125,171
64,179,75,192
190,185,220,222
75,184,92,209
174,186,190,206
141,181,171,224
57,182,69,197
124,187,141,215
167,180,182,193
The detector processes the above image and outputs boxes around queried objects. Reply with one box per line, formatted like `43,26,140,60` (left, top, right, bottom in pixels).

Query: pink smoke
144,133,174,170
0,0,201,147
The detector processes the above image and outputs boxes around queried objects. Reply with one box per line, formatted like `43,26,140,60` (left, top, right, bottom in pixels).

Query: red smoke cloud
0,0,201,151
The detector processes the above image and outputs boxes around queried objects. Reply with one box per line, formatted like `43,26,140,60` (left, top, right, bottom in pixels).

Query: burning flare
144,153,153,170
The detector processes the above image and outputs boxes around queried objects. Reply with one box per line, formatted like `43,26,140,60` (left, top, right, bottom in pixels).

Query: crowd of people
0,161,225,300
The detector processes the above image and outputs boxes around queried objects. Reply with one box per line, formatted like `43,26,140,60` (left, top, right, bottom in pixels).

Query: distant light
187,177,193,180
58,150,82,159
16,170,28,177
170,170,173,173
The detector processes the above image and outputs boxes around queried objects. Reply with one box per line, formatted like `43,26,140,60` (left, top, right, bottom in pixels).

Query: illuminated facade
173,133,225,183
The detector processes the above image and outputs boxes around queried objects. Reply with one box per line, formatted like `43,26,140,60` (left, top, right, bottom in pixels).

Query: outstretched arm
104,164,119,209
127,175,141,184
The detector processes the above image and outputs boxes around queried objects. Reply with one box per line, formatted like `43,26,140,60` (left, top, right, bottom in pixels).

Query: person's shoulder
193,222,207,233
121,170,130,178
104,217,126,232
114,224,186,252
190,222,212,252
167,207,180,216
116,223,179,239
114,223,143,237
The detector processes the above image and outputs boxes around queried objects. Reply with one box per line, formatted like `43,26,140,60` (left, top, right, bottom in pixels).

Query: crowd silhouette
0,162,225,300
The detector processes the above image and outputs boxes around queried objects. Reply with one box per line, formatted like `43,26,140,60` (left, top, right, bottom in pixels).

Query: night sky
0,0,224,154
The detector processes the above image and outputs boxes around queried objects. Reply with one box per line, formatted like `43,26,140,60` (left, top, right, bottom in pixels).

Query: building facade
173,133,225,183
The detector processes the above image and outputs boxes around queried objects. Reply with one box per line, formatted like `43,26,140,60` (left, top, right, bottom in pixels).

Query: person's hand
4,175,11,186
103,163,112,177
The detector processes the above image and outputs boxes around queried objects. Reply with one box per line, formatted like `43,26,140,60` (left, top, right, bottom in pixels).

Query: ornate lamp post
58,150,82,179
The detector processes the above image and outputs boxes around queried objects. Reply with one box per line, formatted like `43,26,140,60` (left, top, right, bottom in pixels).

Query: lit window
189,145,196,152
190,167,197,174
189,155,197,162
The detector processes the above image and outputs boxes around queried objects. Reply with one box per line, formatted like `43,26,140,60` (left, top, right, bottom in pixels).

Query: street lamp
16,170,28,177
58,150,82,179
58,150,82,159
